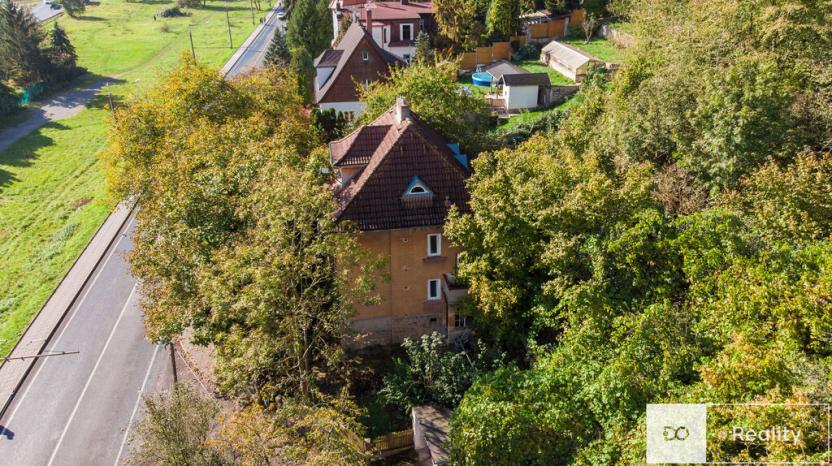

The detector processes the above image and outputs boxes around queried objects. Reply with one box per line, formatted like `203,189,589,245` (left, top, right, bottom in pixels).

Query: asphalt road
0,11,280,465
30,3,63,22
225,6,286,77
0,216,175,466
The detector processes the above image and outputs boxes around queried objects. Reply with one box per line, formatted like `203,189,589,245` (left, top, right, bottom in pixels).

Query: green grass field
0,0,260,356
514,59,574,85
562,37,623,63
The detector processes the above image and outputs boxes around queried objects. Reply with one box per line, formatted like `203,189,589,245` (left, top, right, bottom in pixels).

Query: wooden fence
529,17,568,40
347,428,415,458
459,36,526,70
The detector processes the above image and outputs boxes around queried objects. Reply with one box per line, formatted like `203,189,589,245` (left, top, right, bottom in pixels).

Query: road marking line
1,217,136,428
113,344,160,466
46,285,137,466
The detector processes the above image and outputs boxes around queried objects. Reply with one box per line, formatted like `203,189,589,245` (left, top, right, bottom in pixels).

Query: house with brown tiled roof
332,97,470,345
314,21,404,120
330,0,437,61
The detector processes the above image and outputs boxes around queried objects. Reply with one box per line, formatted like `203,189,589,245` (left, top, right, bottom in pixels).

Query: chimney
395,96,410,124
364,7,372,30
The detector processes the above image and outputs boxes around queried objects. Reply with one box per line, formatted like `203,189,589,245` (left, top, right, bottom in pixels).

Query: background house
330,0,436,61
314,22,404,119
331,98,470,346
540,40,604,82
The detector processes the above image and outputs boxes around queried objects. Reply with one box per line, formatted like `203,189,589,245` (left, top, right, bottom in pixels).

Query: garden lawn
562,37,623,63
0,0,259,356
514,59,574,85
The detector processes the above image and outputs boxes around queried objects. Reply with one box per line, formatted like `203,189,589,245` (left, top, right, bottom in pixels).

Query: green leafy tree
485,0,523,40
379,333,504,413
289,46,314,104
264,29,291,66
0,81,19,117
412,31,433,65
286,0,332,58
58,0,86,17
49,23,77,69
358,61,496,153
105,58,379,403
433,0,485,51
0,2,50,85
129,384,226,466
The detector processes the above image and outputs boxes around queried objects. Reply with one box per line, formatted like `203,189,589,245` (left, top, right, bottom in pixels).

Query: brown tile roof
332,101,470,231
330,124,392,166
344,1,434,21
314,22,403,103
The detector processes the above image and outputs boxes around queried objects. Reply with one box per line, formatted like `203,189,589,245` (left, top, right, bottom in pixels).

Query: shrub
0,82,20,117
511,43,539,61
159,6,186,17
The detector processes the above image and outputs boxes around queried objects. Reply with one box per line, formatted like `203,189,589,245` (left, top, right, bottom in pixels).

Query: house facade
314,22,404,119
330,0,437,61
331,97,470,346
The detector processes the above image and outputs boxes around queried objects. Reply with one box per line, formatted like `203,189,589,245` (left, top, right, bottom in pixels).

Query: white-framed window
454,313,467,328
427,233,441,257
400,23,413,41
362,50,369,61
427,278,440,300
342,111,356,122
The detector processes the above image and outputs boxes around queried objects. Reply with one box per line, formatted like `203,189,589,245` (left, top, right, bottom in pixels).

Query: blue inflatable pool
471,72,493,87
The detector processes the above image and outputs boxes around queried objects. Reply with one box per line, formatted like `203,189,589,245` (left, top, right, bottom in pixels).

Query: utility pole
169,342,178,384
189,29,196,60
249,0,255,25
226,10,233,48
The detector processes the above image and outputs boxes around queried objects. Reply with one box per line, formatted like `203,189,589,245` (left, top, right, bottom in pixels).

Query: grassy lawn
562,37,623,63
514,59,574,85
498,94,583,131
0,0,259,356
456,74,492,98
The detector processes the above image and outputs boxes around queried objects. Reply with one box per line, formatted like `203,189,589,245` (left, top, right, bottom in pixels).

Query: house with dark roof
331,97,470,345
330,0,437,61
482,60,551,111
314,21,404,119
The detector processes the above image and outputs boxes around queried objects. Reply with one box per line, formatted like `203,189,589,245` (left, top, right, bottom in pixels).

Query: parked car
275,7,287,19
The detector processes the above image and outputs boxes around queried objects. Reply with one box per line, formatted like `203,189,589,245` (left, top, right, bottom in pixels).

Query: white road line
1,217,136,428
113,344,160,466
46,285,138,466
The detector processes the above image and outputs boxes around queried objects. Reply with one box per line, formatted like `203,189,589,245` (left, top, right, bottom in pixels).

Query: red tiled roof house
332,97,471,345
314,21,404,119
330,0,437,61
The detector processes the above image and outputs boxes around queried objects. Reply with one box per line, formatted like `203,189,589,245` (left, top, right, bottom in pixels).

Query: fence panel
459,52,477,70
547,18,567,38
476,46,492,64
372,429,414,452
530,22,548,39
492,41,511,60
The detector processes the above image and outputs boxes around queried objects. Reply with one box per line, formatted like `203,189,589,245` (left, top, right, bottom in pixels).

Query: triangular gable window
403,176,433,197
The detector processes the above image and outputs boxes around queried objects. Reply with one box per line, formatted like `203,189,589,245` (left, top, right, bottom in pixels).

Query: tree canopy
446,0,832,462
358,61,496,154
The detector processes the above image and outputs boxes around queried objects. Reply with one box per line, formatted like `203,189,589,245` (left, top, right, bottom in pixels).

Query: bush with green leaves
379,332,504,413
0,81,19,117
159,7,187,17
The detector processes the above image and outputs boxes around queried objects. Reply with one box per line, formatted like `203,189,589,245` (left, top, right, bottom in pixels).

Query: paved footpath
0,79,113,153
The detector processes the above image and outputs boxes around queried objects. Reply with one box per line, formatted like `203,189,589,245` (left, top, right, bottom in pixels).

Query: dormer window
403,176,432,197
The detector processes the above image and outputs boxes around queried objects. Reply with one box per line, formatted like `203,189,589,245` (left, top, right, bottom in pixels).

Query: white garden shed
540,40,604,82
